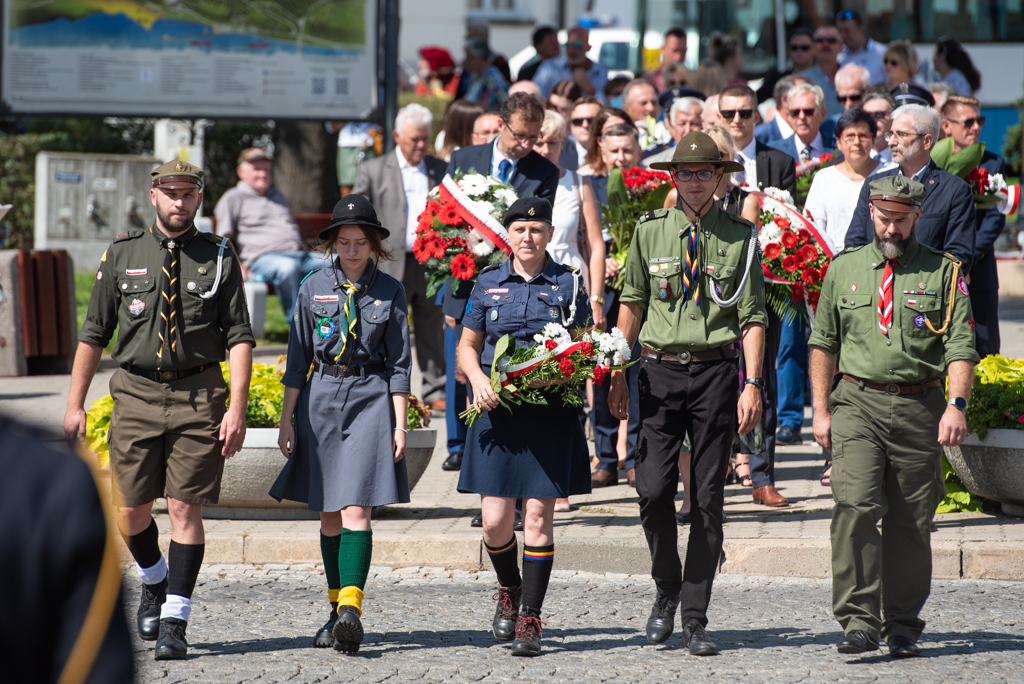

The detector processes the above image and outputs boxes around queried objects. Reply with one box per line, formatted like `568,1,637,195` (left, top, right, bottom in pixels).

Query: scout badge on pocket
128,298,145,317
317,317,336,339
658,278,672,300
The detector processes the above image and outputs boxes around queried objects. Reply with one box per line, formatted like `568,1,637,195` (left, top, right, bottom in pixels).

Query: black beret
503,197,552,227
659,87,706,111
321,194,390,240
890,82,935,108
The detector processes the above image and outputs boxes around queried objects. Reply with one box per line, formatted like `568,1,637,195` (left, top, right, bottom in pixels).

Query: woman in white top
933,36,981,97
804,108,895,253
533,110,607,331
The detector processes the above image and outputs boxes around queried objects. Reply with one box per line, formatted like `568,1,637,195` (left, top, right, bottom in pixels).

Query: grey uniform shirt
214,181,305,268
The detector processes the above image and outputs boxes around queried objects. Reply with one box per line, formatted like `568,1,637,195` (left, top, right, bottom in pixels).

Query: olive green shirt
80,225,255,370
620,204,768,352
808,240,979,384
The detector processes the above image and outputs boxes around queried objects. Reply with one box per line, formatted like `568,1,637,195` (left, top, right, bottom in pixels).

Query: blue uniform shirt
282,259,412,394
463,255,591,367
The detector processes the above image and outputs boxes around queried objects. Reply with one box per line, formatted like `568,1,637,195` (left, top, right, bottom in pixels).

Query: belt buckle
160,371,176,382
338,365,348,377
886,383,900,395
677,351,691,364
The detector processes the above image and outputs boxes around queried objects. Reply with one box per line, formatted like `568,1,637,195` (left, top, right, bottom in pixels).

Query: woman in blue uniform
457,197,592,657
272,195,412,654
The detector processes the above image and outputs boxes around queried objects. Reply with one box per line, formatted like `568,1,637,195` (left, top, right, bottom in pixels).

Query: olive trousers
828,379,947,642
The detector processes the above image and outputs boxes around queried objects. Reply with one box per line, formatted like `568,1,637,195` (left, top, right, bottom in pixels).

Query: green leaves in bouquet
425,270,452,300
601,168,671,291
930,137,985,180
766,283,809,325
489,334,512,398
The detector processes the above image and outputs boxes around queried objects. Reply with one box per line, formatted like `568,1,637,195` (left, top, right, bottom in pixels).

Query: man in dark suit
754,74,810,145
767,83,837,163
353,103,448,406
441,92,559,471
844,104,976,275
718,83,796,505
941,95,1004,356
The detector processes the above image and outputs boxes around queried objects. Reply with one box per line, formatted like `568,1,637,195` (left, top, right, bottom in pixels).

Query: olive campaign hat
648,131,744,173
868,175,926,212
321,194,390,240
890,82,935,108
151,160,203,189
503,197,553,227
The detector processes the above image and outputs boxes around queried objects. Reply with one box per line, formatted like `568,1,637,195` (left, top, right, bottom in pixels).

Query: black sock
484,535,522,588
122,518,162,571
521,544,554,615
167,541,205,599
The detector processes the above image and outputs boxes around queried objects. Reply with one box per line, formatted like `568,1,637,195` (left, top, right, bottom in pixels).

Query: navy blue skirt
457,395,592,499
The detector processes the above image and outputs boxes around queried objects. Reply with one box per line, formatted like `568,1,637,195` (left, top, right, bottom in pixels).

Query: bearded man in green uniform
64,161,255,661
809,175,979,658
610,131,767,655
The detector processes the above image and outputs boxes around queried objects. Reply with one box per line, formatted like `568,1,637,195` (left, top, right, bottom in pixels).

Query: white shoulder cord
200,239,227,300
560,267,582,327
707,226,758,309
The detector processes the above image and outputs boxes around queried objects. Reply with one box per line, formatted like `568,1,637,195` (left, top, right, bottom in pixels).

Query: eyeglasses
815,36,839,44
789,108,816,119
720,109,754,120
565,41,585,49
867,110,891,121
837,92,865,104
789,43,812,52
948,116,986,128
884,130,923,142
504,121,540,144
673,169,715,182
840,133,873,144
884,58,904,67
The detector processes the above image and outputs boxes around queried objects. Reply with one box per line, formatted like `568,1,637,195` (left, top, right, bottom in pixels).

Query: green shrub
964,355,1024,440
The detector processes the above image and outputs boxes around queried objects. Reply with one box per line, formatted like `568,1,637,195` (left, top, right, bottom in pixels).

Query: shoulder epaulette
638,208,670,224
202,232,226,246
479,263,502,275
558,262,579,273
732,216,755,230
942,250,962,266
836,244,865,258
113,229,144,243
299,269,322,286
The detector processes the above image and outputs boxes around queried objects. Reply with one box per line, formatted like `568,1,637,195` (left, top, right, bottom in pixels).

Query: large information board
1,0,377,118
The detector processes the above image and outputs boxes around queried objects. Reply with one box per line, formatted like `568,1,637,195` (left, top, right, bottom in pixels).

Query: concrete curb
138,534,1024,581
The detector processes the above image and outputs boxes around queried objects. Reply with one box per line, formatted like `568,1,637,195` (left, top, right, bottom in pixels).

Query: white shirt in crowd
804,161,895,253
395,146,429,252
735,138,758,189
774,114,794,140
575,139,587,167
794,132,825,162
490,137,518,180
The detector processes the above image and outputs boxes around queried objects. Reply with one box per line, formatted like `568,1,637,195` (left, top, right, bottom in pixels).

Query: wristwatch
948,397,967,411
744,377,766,390
590,295,605,304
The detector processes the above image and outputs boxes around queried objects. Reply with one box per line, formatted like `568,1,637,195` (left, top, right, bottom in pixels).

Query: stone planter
945,429,1024,517
202,426,438,520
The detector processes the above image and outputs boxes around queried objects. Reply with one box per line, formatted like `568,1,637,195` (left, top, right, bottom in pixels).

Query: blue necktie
498,159,512,183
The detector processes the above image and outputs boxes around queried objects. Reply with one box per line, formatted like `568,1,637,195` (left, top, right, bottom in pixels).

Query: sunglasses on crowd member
789,108,816,119
884,58,903,67
815,36,839,44
566,40,585,49
720,109,755,120
571,117,594,127
674,169,715,182
836,10,857,21
868,110,891,121
790,43,812,52
948,116,986,129
837,92,865,104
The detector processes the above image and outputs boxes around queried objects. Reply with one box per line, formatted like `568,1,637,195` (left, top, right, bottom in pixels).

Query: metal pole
634,0,648,76
382,0,400,154
774,0,786,73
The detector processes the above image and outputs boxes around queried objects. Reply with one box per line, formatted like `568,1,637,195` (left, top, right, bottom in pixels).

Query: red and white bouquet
966,167,1021,216
794,151,833,210
412,172,518,297
753,187,833,322
601,166,672,290
459,323,634,426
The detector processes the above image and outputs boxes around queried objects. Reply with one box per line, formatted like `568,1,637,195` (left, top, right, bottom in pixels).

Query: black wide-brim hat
320,194,390,240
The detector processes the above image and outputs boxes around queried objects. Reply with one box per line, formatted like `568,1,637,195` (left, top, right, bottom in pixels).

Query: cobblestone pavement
133,566,1024,683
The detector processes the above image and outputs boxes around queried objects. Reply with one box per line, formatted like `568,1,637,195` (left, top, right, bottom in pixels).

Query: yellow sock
328,588,340,606
338,586,364,616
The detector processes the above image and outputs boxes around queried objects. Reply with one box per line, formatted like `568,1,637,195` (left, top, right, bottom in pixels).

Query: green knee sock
320,532,342,607
338,528,373,614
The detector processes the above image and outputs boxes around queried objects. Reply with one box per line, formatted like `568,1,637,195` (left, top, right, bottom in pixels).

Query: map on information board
1,0,377,118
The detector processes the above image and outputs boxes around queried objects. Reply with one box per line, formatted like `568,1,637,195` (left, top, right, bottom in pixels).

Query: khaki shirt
807,240,980,384
620,204,768,352
80,225,255,370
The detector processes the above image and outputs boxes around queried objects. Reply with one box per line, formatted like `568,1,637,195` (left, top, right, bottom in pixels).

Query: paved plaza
131,566,1024,683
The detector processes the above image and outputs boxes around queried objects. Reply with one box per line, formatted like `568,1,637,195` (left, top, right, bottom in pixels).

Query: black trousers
634,355,738,626
969,288,999,358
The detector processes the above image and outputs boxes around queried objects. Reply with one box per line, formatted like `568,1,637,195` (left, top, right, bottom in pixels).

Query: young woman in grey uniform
457,197,592,657
272,195,412,654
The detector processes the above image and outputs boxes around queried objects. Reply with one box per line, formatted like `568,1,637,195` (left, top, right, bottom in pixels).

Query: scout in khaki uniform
610,131,768,655
64,161,255,661
809,175,978,658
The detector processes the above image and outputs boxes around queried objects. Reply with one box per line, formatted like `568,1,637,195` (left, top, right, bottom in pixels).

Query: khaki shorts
108,366,228,506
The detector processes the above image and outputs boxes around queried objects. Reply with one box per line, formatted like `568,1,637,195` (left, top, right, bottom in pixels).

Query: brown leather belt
121,361,217,383
641,346,739,364
842,374,941,396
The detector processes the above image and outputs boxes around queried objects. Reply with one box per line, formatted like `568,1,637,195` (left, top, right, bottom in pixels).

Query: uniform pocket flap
360,298,392,323
838,294,872,309
705,262,736,280
183,278,216,296
902,295,941,312
536,292,567,305
118,276,156,293
310,297,340,316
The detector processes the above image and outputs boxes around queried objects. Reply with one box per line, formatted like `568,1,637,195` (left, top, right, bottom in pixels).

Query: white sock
160,594,191,622
136,556,167,586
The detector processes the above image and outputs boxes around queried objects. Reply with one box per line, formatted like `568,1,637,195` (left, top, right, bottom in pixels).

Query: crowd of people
55,10,1003,674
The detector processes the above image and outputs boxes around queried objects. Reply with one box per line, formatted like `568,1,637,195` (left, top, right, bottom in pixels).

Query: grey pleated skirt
270,371,410,511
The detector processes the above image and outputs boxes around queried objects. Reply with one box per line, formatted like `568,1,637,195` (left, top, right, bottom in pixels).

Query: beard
156,203,196,233
874,223,915,260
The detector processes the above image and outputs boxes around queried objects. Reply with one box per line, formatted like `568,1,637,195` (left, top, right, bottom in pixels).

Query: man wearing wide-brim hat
611,131,768,655
808,175,978,658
